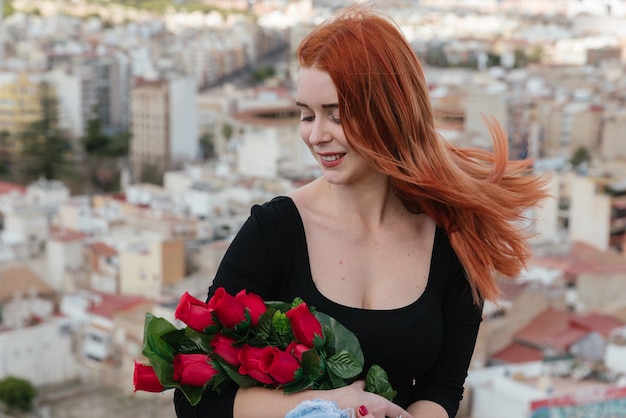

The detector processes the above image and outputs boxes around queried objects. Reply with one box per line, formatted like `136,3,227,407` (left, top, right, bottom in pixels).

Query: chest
302,214,436,309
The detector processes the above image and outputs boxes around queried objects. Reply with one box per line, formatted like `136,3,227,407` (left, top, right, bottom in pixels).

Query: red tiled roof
514,308,625,353
0,266,54,301
497,279,528,302
491,342,544,364
0,181,26,195
570,313,624,339
88,292,151,319
89,242,118,257
530,241,626,279
514,308,588,351
51,229,86,242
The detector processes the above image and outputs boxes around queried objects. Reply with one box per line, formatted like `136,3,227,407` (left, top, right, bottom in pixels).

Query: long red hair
297,7,550,304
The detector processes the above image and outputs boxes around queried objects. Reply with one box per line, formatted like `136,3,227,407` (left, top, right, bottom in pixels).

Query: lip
317,152,346,168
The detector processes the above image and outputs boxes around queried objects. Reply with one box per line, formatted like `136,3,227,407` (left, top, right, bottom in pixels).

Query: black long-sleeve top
174,196,483,418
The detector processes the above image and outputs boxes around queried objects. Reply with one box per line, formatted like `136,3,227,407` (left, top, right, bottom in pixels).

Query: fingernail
358,405,369,416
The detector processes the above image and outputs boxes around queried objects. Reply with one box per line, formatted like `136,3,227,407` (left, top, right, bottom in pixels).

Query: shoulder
252,196,298,219
248,196,303,236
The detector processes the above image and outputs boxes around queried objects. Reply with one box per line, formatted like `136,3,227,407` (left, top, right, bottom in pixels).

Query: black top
174,196,482,418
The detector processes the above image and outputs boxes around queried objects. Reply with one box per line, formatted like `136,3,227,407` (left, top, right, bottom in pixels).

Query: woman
175,6,549,418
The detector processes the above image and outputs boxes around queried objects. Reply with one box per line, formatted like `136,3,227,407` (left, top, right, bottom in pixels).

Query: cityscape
1,0,626,417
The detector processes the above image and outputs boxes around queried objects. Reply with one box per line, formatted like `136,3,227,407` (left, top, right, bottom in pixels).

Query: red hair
297,7,550,304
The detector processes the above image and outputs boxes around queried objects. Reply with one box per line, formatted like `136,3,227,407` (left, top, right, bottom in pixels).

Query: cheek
300,126,312,144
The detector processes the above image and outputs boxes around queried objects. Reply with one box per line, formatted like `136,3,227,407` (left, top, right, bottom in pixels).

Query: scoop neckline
278,195,439,313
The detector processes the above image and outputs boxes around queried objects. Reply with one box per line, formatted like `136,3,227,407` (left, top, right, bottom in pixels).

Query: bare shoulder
286,179,323,214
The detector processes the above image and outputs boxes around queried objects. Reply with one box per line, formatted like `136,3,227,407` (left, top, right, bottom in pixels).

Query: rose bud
285,302,323,347
235,289,267,326
174,291,216,332
238,344,275,385
133,361,165,393
285,341,311,362
259,346,301,384
208,287,247,328
210,333,242,367
173,354,219,387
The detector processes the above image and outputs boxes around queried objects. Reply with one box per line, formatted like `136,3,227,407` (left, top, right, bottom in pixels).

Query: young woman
175,6,549,418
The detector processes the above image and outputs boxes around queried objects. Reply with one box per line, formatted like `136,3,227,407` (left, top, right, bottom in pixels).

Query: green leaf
365,364,397,401
179,384,206,407
283,373,314,393
265,301,292,312
141,313,178,364
216,359,258,388
315,312,364,367
182,327,215,353
301,349,322,382
326,350,362,380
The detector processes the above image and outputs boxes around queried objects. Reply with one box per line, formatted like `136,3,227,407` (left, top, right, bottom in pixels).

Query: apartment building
130,77,199,182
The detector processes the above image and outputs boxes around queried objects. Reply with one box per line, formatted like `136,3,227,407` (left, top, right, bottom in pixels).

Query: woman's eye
300,115,314,122
330,115,341,123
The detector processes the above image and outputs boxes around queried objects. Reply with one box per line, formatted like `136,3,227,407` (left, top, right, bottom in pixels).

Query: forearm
233,386,347,418
407,400,448,418
233,381,411,418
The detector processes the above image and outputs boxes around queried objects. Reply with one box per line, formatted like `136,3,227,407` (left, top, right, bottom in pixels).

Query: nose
306,119,331,146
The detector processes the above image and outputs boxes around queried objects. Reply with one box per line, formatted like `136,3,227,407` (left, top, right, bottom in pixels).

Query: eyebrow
295,101,339,109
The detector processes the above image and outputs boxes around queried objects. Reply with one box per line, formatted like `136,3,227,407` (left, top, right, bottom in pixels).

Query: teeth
321,154,344,161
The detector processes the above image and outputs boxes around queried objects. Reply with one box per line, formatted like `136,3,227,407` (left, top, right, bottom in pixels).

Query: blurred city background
2,0,626,417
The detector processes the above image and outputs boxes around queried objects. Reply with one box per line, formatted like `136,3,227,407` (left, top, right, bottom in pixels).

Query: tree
17,82,72,182
222,123,234,141
570,146,591,171
199,132,215,160
0,376,36,413
0,130,11,177
81,116,131,192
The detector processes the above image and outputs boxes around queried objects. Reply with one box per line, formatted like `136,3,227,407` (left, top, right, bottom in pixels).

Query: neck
320,177,405,227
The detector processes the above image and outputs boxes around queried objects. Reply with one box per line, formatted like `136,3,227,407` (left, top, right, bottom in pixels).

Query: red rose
285,302,323,347
133,361,165,393
210,333,242,366
173,354,219,387
208,287,247,328
235,289,267,326
174,292,216,333
238,345,275,385
285,341,311,362
259,346,301,384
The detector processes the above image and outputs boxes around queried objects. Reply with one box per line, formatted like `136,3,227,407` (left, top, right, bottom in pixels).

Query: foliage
570,146,591,171
221,123,234,141
16,82,73,182
3,0,15,17
251,66,276,83
199,132,215,160
0,376,36,412
138,290,396,407
82,117,130,158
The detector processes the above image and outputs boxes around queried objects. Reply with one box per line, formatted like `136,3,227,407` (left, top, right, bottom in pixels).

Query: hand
356,404,411,418
341,381,412,418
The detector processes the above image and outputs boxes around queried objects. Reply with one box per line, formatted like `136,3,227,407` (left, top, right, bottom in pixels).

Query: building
231,104,316,179
130,76,199,182
0,72,45,137
0,264,80,386
566,173,626,253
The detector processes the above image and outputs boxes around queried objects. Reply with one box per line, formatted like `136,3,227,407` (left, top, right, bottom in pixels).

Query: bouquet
134,287,397,406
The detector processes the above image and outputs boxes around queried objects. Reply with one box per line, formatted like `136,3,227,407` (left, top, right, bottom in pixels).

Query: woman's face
296,66,373,186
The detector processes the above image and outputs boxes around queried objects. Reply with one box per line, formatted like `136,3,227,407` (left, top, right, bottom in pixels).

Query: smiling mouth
320,154,346,162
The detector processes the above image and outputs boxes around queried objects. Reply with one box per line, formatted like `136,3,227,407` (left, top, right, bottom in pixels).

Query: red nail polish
358,405,369,416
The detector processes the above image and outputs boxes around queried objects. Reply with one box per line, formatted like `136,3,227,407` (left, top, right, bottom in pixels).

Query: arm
409,257,483,418
234,381,411,418
407,400,448,418
176,200,413,418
